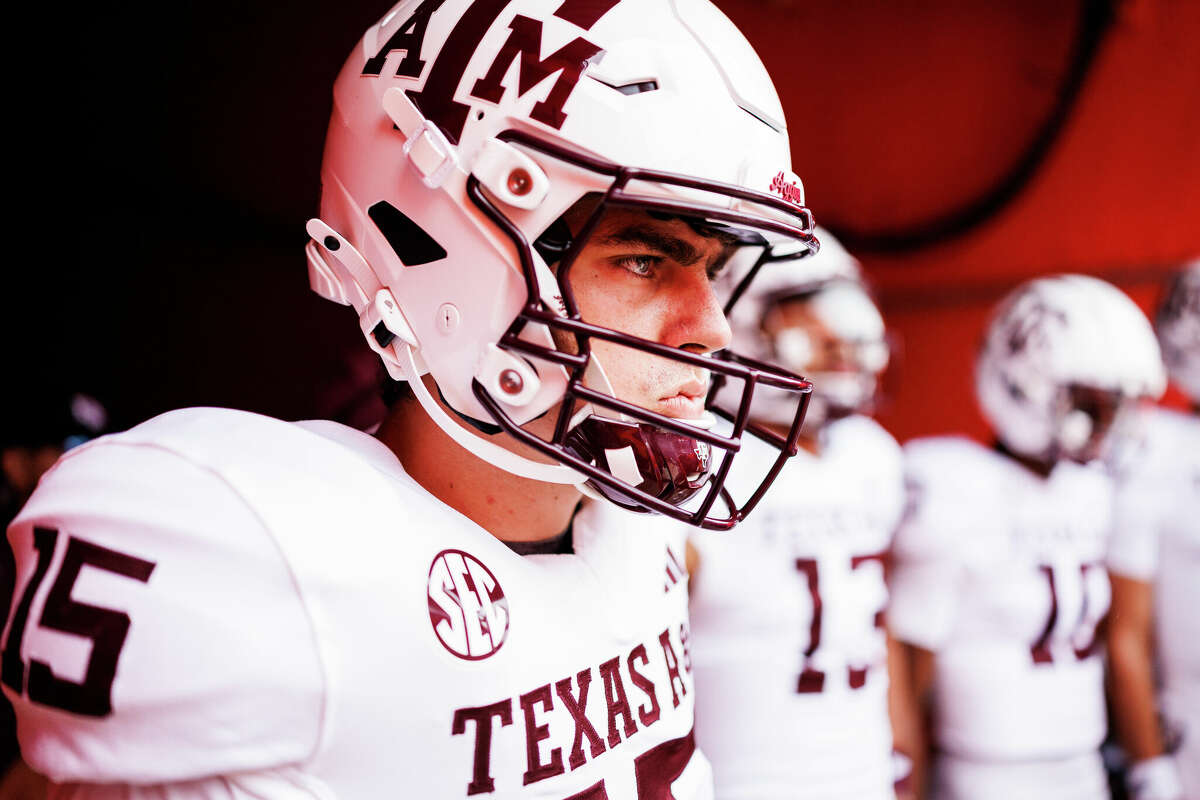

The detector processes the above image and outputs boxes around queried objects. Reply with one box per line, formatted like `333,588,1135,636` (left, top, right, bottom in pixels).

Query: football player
0,1,820,798
889,275,1166,800
1107,261,1200,800
689,230,916,799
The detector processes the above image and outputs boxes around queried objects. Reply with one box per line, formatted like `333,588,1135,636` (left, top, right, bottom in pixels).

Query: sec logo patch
427,549,509,660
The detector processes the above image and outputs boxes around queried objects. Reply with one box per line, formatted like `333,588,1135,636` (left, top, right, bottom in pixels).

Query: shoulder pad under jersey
3,408,327,784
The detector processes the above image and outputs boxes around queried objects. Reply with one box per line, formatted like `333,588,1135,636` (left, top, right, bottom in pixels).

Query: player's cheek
574,266,658,326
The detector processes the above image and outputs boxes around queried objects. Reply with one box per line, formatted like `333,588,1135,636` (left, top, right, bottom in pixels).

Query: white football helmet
975,275,1166,463
1156,259,1200,402
304,0,818,528
721,226,888,430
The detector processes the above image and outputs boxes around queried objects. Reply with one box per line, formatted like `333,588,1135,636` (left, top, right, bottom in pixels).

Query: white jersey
1,408,711,800
889,437,1113,765
1108,405,1200,795
689,415,905,800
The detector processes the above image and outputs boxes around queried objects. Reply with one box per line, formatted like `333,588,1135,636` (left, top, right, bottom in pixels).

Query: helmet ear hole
367,202,447,267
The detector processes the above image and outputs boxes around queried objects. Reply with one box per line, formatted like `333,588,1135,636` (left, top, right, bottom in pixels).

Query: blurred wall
720,0,1200,441
6,0,1198,439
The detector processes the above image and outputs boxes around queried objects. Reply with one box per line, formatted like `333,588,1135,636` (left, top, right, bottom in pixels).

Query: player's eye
613,254,661,278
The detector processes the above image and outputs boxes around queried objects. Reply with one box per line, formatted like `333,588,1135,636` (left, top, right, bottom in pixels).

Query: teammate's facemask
761,283,888,431
1051,384,1132,464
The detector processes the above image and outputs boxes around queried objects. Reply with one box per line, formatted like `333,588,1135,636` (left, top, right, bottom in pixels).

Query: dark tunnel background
4,0,1199,442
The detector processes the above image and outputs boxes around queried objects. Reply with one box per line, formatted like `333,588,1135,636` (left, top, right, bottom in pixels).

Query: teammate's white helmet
304,0,817,528
975,275,1167,463
722,227,887,430
1156,260,1200,401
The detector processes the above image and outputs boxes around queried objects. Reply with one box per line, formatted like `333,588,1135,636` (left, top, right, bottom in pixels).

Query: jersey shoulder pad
826,415,905,531
902,435,1001,502
1140,406,1197,470
902,435,997,478
4,408,325,784
828,414,902,462
895,436,998,559
1107,407,1197,578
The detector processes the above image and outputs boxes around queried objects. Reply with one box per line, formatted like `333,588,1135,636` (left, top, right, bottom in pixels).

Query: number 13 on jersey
794,553,888,694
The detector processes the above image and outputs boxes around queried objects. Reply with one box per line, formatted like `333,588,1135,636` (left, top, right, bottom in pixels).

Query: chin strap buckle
360,287,419,351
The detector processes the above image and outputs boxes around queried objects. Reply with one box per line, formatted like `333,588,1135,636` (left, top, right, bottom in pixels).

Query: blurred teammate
1,1,820,797
0,393,107,532
689,230,916,799
1107,261,1200,800
890,275,1166,800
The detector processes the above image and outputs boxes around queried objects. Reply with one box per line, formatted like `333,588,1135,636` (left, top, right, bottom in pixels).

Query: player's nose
670,271,732,355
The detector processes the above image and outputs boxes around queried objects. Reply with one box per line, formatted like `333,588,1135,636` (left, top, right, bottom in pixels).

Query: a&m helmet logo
427,549,510,660
693,440,711,472
362,0,622,144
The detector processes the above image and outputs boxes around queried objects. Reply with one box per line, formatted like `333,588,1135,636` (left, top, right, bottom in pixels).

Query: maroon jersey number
1030,562,1105,665
558,730,696,800
795,553,887,694
1,527,155,716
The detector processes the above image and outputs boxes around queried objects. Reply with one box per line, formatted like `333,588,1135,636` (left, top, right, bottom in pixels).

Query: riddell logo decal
428,549,510,660
769,171,804,207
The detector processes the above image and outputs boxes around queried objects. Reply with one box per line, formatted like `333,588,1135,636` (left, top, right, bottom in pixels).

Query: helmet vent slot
588,75,660,96
738,103,782,132
367,201,448,267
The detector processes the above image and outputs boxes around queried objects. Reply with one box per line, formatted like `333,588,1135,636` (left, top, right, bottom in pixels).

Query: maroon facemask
468,129,817,530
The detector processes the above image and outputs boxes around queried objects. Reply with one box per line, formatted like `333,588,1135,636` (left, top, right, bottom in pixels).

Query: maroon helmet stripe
553,0,621,29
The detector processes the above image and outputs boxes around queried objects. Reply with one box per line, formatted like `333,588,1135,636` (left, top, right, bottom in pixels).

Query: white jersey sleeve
1110,406,1200,799
887,437,983,652
2,412,325,785
48,767,334,800
1108,407,1181,580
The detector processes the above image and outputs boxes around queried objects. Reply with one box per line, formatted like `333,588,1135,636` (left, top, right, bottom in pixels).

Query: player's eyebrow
598,225,703,266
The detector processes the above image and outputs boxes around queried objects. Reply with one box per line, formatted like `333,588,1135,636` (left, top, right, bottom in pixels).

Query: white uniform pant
931,750,1109,800
1162,688,1200,800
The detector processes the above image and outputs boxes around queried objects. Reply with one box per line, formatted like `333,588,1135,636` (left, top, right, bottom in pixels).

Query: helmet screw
499,369,524,395
323,236,340,251
507,168,532,196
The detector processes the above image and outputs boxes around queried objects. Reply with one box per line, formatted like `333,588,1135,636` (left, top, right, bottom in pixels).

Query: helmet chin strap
394,341,587,485
394,327,719,506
